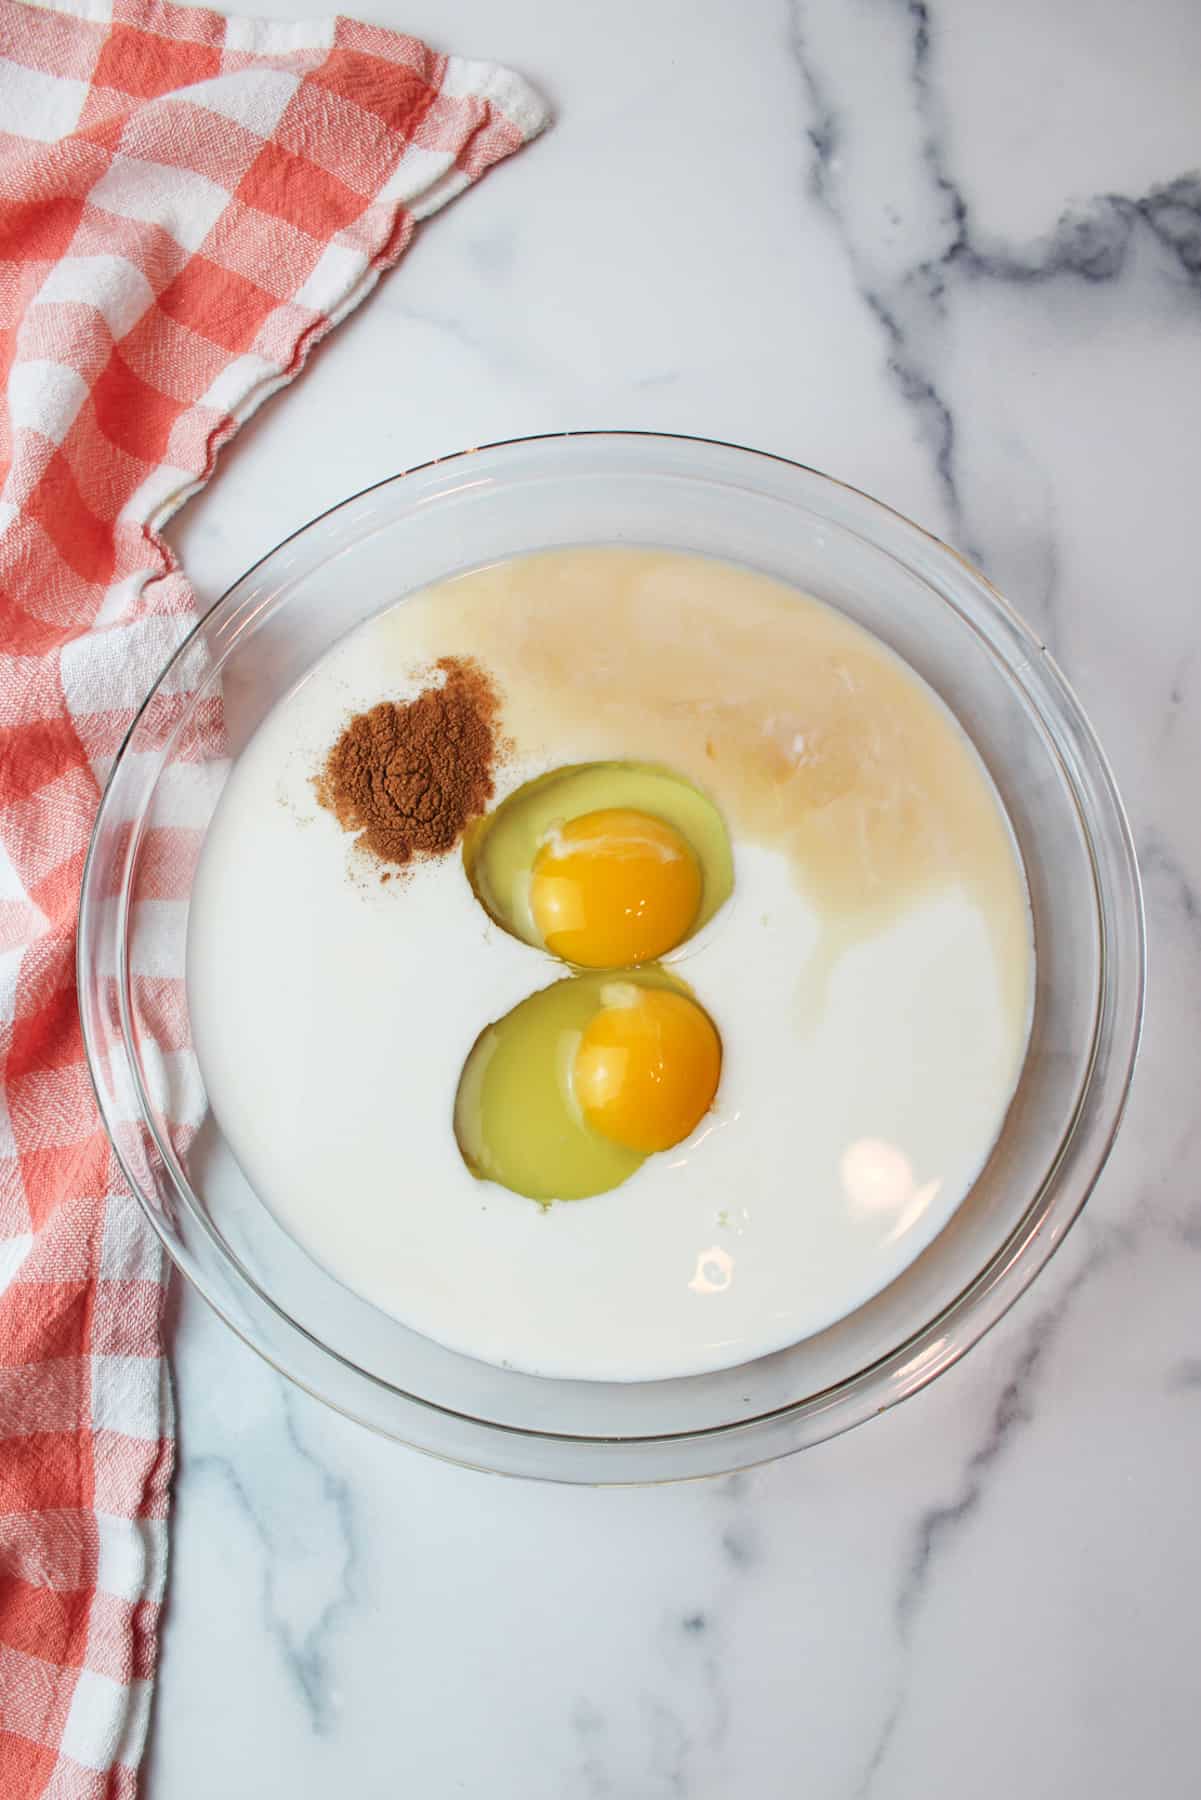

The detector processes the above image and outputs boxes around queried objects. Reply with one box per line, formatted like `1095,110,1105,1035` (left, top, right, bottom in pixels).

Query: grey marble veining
150,0,1201,1794
790,0,1201,644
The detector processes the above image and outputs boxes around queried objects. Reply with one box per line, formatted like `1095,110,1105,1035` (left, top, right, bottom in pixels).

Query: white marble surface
150,1,1201,1794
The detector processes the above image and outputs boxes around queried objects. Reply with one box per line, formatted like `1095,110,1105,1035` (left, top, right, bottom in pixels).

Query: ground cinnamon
316,656,502,868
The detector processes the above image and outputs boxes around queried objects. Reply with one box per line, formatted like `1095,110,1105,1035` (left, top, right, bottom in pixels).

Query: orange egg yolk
528,808,702,968
572,986,722,1155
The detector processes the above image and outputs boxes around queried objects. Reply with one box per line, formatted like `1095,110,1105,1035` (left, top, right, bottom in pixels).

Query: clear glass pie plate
78,433,1144,1482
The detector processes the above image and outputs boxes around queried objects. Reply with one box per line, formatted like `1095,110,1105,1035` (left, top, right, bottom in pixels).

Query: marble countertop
152,1,1201,1794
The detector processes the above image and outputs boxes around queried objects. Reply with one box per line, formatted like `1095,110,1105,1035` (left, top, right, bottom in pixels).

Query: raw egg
574,983,722,1154
454,968,723,1201
463,762,732,967
529,808,702,968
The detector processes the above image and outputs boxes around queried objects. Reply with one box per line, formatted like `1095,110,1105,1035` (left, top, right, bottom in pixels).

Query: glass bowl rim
78,429,1147,1475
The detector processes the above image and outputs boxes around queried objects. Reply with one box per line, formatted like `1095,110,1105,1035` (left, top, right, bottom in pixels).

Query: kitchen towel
0,1,545,1791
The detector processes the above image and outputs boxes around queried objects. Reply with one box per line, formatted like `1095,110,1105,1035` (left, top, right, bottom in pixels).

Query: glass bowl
78,433,1144,1483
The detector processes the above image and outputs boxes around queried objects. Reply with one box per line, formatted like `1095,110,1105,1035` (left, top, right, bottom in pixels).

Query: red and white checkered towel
0,1,545,1789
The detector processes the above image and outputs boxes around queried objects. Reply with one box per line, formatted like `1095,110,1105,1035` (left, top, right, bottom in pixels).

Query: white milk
188,549,1033,1382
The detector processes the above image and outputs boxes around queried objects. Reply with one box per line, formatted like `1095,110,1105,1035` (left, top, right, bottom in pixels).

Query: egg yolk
573,986,722,1155
528,808,703,968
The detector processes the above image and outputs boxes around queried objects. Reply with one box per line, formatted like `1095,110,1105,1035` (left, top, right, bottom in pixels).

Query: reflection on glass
688,1246,734,1294
839,1138,941,1245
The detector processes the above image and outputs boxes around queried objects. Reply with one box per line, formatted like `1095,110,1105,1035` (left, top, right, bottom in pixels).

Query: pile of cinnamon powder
316,656,502,870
